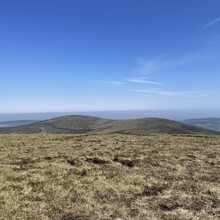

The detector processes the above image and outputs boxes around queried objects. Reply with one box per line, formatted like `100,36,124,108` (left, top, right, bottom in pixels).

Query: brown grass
0,134,219,220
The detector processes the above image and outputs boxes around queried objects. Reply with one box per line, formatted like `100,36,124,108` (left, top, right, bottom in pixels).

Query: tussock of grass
0,134,219,219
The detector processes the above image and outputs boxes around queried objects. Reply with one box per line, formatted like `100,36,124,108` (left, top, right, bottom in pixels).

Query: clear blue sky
1,0,220,113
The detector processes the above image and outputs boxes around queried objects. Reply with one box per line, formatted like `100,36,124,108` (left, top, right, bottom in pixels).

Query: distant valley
0,120,38,128
183,118,220,132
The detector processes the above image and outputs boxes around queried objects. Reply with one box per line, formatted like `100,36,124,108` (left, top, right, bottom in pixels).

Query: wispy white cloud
127,78,164,86
101,80,125,86
132,51,220,80
134,57,161,75
201,16,220,31
133,55,193,78
100,51,217,96
131,88,211,98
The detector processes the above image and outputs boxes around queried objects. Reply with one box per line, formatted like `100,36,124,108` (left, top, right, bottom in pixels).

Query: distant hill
0,115,219,135
0,116,109,134
0,120,37,128
183,118,220,132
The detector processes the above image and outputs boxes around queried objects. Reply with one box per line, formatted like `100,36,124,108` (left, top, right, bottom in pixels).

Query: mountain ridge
0,115,219,135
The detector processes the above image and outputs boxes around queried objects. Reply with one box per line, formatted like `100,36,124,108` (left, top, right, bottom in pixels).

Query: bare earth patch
0,134,219,220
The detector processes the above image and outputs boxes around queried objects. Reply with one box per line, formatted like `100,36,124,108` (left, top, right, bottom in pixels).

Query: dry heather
0,134,219,220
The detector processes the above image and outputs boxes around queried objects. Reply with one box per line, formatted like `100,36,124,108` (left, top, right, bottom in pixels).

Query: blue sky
1,0,220,113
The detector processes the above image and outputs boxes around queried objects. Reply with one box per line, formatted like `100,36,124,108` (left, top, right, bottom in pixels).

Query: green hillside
91,117,220,135
0,115,219,135
0,116,110,134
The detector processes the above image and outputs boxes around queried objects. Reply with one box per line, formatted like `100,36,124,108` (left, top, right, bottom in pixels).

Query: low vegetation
0,134,219,219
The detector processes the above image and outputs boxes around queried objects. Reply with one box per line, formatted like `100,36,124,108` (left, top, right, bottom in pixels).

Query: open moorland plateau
0,134,219,220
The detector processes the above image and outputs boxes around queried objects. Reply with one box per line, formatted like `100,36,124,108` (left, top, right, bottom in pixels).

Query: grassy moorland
0,134,219,220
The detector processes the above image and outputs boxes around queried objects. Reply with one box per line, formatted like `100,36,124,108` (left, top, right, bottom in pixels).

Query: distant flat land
0,134,219,220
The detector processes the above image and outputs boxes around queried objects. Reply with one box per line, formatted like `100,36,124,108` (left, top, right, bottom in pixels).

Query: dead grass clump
161,214,187,220
199,173,220,182
85,157,110,165
159,197,181,211
113,157,135,168
60,213,90,220
207,190,220,208
182,196,216,211
94,187,120,203
141,183,168,197
44,156,53,160
10,158,36,166
158,195,212,212
67,159,77,166
67,168,87,176
28,180,45,192
70,193,86,204
173,181,201,194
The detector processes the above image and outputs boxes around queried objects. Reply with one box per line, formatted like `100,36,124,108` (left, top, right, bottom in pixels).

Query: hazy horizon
1,109,220,122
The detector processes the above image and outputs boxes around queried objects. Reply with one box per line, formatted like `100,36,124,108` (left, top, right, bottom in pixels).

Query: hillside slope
0,115,110,134
89,117,220,135
183,118,220,132
0,115,219,135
